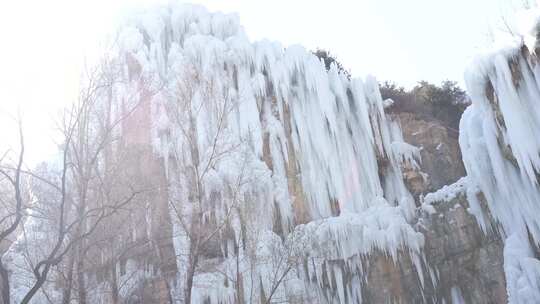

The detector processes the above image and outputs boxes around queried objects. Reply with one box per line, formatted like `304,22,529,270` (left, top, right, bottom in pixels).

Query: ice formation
109,3,423,303
423,176,468,206
16,2,540,303
460,8,540,303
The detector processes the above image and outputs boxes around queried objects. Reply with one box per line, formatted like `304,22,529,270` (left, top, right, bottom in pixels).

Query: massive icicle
461,9,540,304
110,3,423,303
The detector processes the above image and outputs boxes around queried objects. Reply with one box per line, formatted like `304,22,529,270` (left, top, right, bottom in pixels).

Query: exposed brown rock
418,192,507,304
282,102,310,225
362,251,428,304
402,163,429,201
357,191,506,304
391,112,465,192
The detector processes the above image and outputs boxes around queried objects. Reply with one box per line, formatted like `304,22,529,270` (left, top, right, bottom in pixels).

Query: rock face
392,112,465,193
366,107,506,303
358,185,507,304
419,191,506,304
359,108,506,303
9,4,540,304
361,250,429,303
86,5,510,303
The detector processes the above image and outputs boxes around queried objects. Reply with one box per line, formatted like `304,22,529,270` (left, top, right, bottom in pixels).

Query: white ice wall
100,3,424,303
461,10,540,303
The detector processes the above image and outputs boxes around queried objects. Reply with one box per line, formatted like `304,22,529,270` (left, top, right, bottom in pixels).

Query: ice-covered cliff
7,3,540,304
112,3,426,303
460,10,540,303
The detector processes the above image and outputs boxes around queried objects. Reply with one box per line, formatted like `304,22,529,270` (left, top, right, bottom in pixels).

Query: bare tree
0,58,152,304
56,57,157,304
262,228,311,304
0,118,26,304
163,59,256,303
211,203,316,304
495,0,538,38
15,101,142,304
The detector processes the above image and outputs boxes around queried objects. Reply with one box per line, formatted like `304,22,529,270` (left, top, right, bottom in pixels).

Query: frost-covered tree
0,119,27,304
0,60,149,304
55,58,158,304
164,59,255,303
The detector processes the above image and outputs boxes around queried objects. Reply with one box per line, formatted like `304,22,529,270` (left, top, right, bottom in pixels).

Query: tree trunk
111,262,119,304
235,243,244,304
75,171,87,304
0,259,10,304
20,264,51,304
61,250,76,304
76,242,87,304
184,254,198,304
166,281,173,304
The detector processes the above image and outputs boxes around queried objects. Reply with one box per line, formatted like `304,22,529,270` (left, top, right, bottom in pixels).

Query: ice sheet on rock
450,286,465,304
462,8,540,303
117,2,417,220
462,44,540,239
299,201,425,261
108,3,424,303
391,141,421,168
383,98,395,109
292,202,426,303
423,176,468,205
420,177,491,229
504,233,540,304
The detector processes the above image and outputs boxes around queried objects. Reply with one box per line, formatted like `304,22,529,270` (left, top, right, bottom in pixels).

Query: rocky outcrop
391,112,465,193
14,4,534,303
95,5,506,302
361,250,430,303
419,191,506,304
357,184,507,304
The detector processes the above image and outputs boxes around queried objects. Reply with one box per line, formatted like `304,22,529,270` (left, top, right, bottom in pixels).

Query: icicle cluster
108,3,424,303
461,9,540,303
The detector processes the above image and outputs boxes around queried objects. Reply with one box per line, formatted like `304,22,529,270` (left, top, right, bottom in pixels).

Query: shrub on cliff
380,80,470,132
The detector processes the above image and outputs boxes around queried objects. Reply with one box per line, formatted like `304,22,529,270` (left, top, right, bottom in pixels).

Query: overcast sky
0,0,531,164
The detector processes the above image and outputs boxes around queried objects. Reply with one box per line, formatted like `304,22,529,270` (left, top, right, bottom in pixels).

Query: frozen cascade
460,8,540,304
0,3,428,304
111,3,426,303
7,2,540,303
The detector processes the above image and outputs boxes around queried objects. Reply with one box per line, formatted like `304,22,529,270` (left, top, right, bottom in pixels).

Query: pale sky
0,0,531,164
